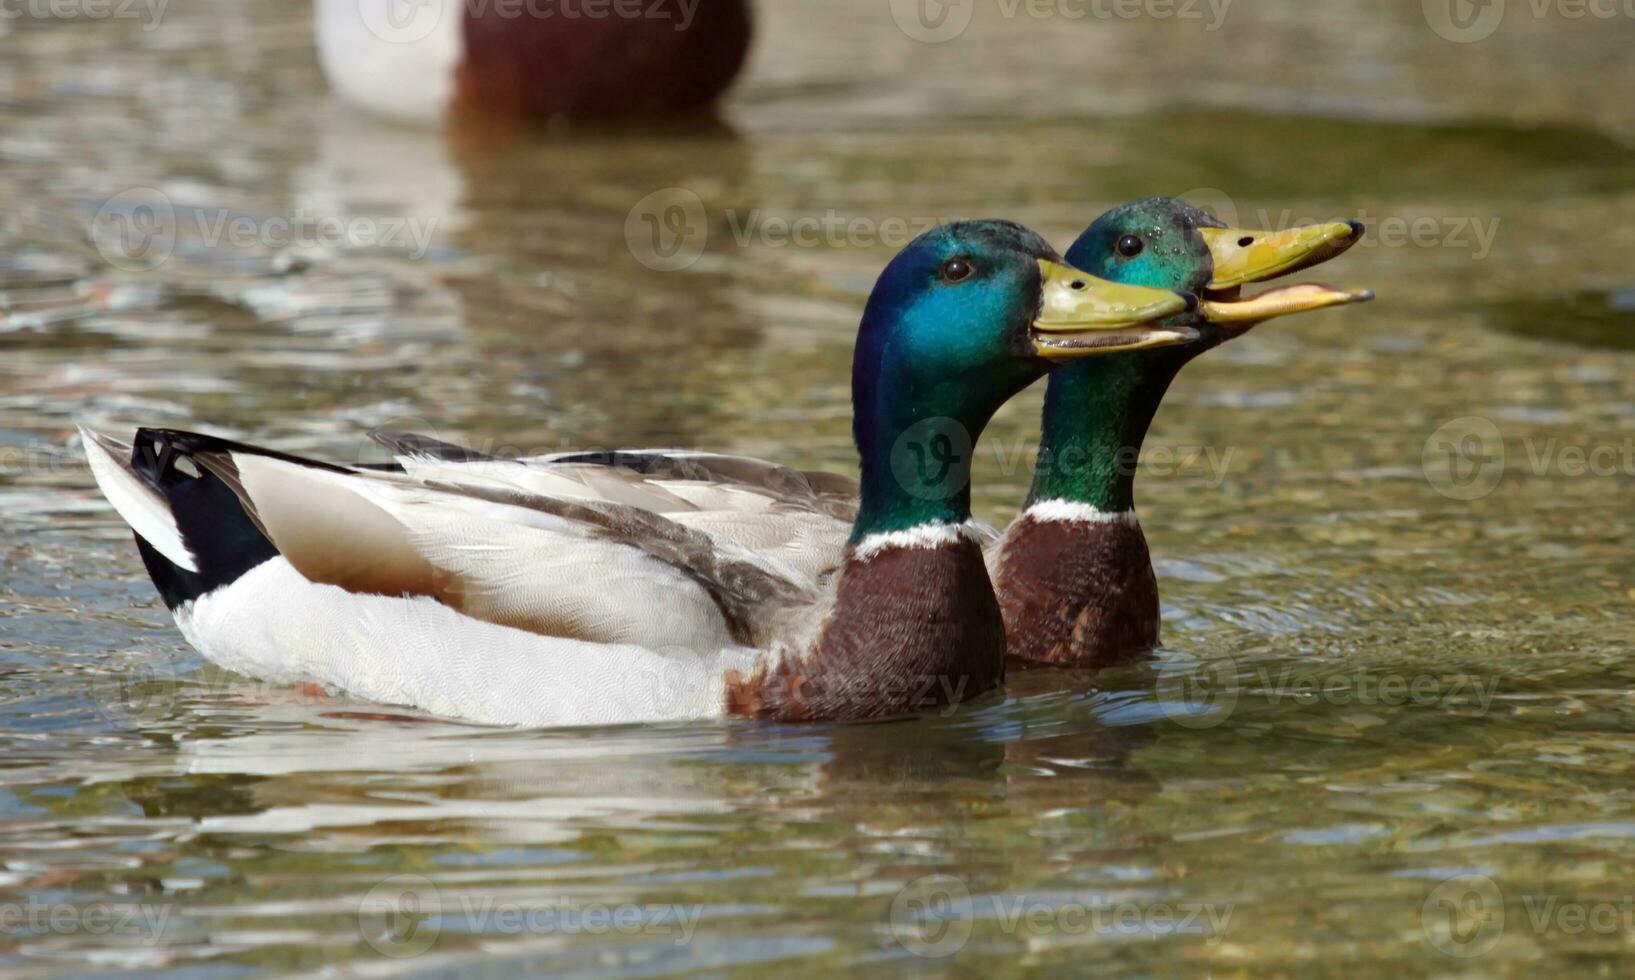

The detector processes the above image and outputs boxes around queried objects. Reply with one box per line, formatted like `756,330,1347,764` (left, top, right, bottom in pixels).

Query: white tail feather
78,426,199,573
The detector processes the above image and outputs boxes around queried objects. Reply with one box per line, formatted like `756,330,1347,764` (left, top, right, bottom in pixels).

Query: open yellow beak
1197,222,1373,326
1031,260,1197,358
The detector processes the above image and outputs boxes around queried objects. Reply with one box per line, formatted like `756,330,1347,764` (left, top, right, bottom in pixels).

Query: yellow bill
1197,221,1373,326
1031,259,1198,358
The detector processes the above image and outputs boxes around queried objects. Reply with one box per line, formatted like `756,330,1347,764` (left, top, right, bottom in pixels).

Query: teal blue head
849,219,1194,539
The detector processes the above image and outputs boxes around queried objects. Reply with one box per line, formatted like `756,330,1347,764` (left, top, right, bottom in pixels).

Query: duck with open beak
1196,219,1373,329
993,196,1374,668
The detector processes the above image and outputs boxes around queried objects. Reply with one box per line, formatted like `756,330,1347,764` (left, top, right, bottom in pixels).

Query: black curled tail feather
128,428,281,610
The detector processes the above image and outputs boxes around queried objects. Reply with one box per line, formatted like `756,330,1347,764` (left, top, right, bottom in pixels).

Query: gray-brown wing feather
414,477,813,645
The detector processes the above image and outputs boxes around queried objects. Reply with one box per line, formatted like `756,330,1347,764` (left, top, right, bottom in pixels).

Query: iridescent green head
1026,198,1373,511
1068,196,1371,347
849,219,1193,539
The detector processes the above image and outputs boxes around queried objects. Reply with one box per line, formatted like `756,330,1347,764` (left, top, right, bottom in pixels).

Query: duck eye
1115,235,1144,258
940,258,974,283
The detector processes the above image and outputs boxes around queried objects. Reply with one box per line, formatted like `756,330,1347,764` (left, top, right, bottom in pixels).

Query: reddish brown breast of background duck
456,0,753,119
994,515,1160,668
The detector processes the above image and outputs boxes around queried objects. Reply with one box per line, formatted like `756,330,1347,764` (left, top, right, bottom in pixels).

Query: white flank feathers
78,426,198,572
176,559,762,728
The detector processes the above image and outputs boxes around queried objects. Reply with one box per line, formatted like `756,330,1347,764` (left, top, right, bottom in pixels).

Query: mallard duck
409,199,1370,669
82,221,1193,727
993,197,1371,666
316,0,752,123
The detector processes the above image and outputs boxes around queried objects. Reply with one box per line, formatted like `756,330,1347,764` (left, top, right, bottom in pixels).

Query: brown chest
993,514,1160,668
455,0,752,118
725,538,1005,721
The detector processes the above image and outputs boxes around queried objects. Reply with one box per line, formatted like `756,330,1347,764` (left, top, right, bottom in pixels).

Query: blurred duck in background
315,0,753,124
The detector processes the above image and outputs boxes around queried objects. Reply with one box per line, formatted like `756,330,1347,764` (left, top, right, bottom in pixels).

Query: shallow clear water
3,0,1635,974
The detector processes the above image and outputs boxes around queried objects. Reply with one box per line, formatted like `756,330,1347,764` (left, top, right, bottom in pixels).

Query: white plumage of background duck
315,0,753,123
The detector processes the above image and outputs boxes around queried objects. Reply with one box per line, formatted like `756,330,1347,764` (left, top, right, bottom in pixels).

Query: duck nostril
1238,236,1255,248
1070,280,1087,291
